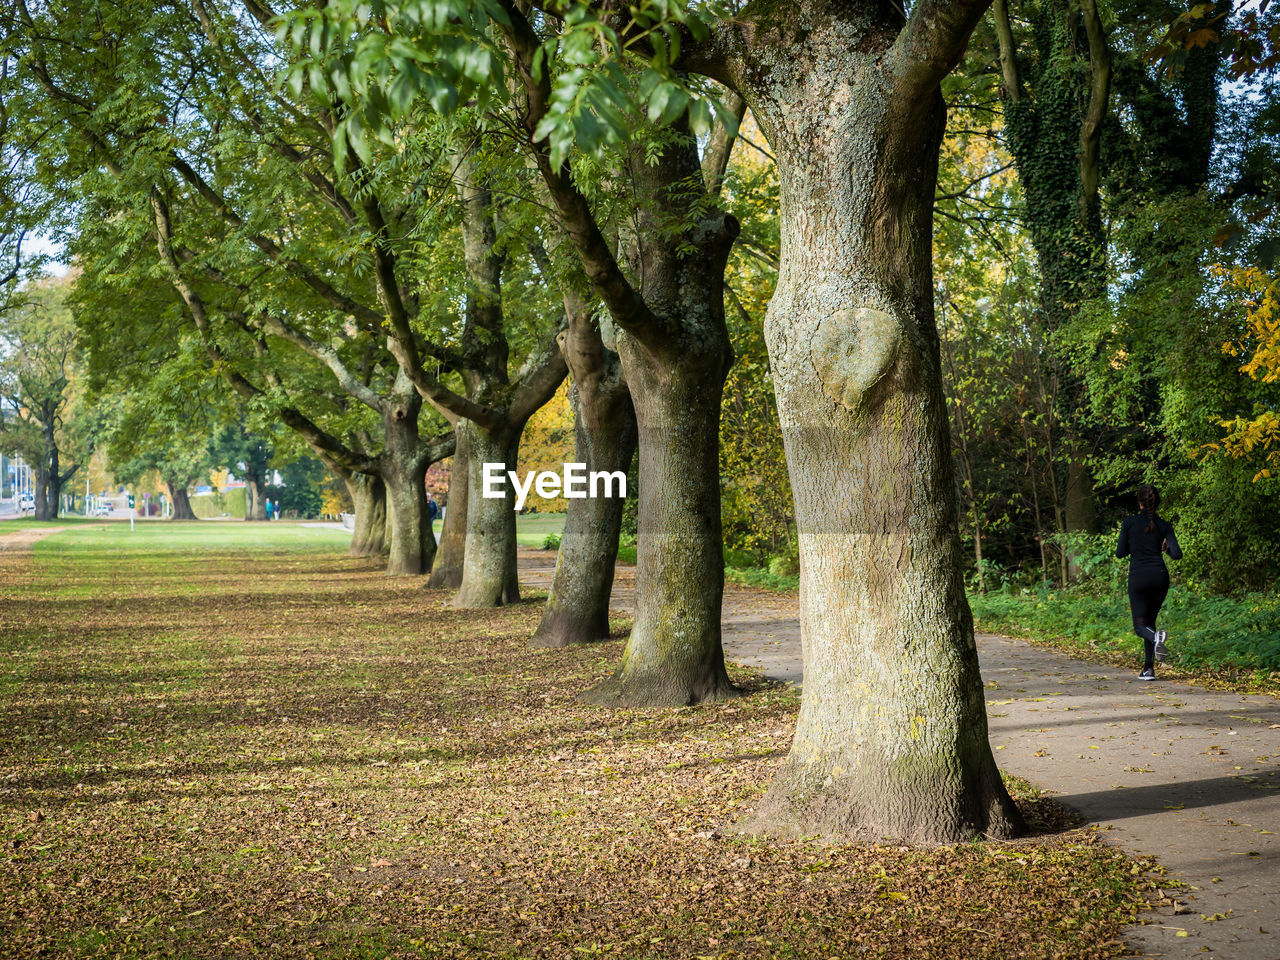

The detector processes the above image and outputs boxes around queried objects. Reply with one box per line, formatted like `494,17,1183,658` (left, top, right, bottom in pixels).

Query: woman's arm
1163,523,1183,560
1116,518,1130,558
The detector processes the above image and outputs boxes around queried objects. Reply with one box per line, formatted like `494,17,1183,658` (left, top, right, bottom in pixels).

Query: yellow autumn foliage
516,383,575,513
1211,266,1280,480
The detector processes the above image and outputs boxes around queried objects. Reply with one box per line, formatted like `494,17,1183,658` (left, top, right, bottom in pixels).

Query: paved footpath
520,551,1280,960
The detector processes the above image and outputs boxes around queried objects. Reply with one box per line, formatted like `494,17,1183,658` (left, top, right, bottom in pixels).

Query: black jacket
1116,513,1182,570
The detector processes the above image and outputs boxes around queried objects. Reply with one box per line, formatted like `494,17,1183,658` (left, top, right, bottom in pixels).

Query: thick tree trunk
586,332,735,705
167,480,197,521
719,13,1023,843
381,404,434,576
33,465,55,520
452,420,520,608
532,368,636,647
428,429,469,589
245,472,267,521
583,139,738,706
1063,459,1098,580
346,473,388,557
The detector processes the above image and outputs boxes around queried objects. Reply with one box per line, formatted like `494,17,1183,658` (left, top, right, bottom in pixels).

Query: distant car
94,502,114,516
18,494,34,512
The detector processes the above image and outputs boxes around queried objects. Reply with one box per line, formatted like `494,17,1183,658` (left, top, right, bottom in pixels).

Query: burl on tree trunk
696,0,1024,843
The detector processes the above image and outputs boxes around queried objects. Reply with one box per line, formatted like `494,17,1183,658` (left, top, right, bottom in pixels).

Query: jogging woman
1116,484,1182,680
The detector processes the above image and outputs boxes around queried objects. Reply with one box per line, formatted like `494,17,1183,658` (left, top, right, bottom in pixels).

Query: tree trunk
245,471,267,521
585,330,735,705
579,138,738,707
532,362,637,647
1063,458,1098,581
381,402,434,576
719,13,1023,843
346,473,388,557
167,480,197,521
452,420,520,607
33,464,55,520
973,511,986,594
428,428,469,589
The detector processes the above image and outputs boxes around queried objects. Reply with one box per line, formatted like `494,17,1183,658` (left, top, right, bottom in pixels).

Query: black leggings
1129,568,1170,668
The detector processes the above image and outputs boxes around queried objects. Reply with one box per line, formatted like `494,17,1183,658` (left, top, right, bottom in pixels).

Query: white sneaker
1138,667,1156,681
1154,630,1168,662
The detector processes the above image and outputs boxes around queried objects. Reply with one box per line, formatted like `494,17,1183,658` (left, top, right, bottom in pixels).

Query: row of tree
0,272,331,521
2,0,1276,846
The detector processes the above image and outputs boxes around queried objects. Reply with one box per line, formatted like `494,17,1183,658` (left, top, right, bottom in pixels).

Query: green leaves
278,1,510,169
280,1,735,172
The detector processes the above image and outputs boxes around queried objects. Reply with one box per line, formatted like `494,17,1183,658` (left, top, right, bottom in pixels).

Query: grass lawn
513,512,565,548
969,585,1280,696
1,525,1156,959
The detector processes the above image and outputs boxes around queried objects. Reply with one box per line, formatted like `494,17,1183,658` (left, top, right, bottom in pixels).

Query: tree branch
700,88,746,197
152,187,377,474
1078,0,1112,222
496,0,667,347
891,0,996,102
168,155,386,328
991,0,1024,102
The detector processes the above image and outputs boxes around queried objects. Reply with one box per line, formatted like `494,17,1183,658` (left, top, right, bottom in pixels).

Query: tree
290,0,1025,831
438,147,568,608
0,274,94,520
682,0,1024,841
289,3,743,686
0,17,51,313
108,412,213,522
530,282,637,648
210,424,275,522
498,25,741,701
989,0,1115,554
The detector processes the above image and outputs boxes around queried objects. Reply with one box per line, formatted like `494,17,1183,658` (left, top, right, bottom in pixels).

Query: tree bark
381,397,435,576
586,329,735,705
244,469,267,521
33,464,54,520
428,428,469,589
582,141,738,707
1063,458,1098,581
704,5,1023,843
167,480,197,521
452,420,521,607
532,317,637,647
346,472,388,557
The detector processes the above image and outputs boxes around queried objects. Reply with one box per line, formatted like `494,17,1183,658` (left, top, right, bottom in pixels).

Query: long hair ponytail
1137,483,1160,534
